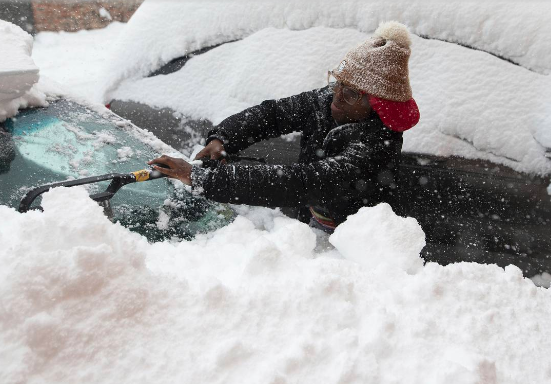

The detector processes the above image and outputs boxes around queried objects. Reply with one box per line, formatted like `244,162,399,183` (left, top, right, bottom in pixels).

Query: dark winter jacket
191,86,403,225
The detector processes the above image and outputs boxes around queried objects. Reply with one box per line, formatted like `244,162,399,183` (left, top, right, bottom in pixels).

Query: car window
0,99,233,241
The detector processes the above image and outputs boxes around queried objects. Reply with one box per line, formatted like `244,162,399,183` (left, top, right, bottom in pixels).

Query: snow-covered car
101,1,551,276
0,19,232,242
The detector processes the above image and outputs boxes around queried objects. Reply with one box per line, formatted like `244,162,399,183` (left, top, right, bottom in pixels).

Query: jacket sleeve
206,89,323,154
191,137,397,208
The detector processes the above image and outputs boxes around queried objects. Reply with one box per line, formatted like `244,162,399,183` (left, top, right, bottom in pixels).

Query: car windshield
0,99,233,241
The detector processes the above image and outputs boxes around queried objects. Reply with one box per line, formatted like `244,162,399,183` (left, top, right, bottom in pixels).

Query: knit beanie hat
332,21,412,102
332,21,420,132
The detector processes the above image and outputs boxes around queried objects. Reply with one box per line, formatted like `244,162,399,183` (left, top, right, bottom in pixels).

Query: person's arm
191,138,396,208
150,120,401,210
205,89,324,155
150,140,378,208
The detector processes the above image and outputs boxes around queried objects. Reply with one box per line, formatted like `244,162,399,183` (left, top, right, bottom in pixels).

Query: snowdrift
102,0,551,101
1,187,550,383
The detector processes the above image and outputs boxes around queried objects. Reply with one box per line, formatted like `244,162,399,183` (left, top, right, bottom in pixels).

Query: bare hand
194,139,227,164
148,155,192,185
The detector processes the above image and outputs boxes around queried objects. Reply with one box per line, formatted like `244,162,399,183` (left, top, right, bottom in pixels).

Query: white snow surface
111,26,551,175
103,0,551,99
1,187,551,383
32,22,126,104
330,204,425,274
0,21,47,121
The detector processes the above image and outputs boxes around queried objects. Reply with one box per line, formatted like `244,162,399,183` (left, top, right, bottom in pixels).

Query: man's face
330,82,372,125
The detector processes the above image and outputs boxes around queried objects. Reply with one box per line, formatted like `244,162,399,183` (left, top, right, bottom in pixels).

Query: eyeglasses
327,71,365,106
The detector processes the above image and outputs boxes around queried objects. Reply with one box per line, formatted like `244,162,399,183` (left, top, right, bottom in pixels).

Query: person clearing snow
149,21,419,232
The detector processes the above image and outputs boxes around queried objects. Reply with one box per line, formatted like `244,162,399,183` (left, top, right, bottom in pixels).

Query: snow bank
102,0,551,100
0,21,47,121
112,27,551,175
1,187,551,383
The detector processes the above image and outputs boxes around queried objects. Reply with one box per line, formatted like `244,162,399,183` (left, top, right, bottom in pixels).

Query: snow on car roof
0,21,39,101
111,26,551,176
0,20,47,121
101,0,551,101
0,21,37,79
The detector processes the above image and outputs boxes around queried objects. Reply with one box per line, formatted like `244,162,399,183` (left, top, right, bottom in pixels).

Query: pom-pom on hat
332,21,413,102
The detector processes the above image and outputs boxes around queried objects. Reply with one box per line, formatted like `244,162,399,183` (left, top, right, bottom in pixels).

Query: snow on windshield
111,26,551,175
102,0,551,101
1,186,550,383
0,21,47,121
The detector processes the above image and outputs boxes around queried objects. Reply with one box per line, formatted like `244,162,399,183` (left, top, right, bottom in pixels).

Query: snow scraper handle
18,166,168,213
18,156,265,213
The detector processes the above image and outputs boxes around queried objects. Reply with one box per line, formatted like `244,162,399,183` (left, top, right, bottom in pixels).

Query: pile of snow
32,22,126,104
1,187,550,383
331,203,425,274
102,0,551,100
111,27,551,175
0,21,47,121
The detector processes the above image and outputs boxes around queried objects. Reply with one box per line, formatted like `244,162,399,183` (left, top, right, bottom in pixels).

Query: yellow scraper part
132,169,150,182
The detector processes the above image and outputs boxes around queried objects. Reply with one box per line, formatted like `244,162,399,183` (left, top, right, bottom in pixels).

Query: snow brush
18,156,265,213
18,165,168,214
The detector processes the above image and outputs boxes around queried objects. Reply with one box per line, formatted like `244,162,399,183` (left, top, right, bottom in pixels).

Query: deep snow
102,0,551,97
1,187,551,383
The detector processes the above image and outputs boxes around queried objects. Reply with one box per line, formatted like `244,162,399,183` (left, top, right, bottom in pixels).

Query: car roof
102,1,551,103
